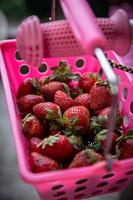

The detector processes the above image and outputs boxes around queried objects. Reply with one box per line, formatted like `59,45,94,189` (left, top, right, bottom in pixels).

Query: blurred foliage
0,0,27,20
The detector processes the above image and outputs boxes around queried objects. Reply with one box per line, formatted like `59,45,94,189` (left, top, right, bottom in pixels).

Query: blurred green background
0,0,27,20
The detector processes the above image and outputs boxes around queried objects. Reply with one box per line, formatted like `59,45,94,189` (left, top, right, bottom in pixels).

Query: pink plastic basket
0,39,133,200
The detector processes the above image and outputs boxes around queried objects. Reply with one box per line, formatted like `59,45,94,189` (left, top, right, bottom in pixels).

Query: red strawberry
18,94,44,114
98,107,122,128
33,102,61,120
39,133,73,162
54,90,75,112
93,129,118,154
29,152,59,172
67,135,84,156
16,77,41,99
69,149,103,168
63,106,90,134
22,114,46,138
117,131,133,159
41,81,67,101
70,85,83,98
90,81,113,111
48,123,60,136
29,137,43,153
78,72,100,93
75,93,90,109
49,130,60,136
16,78,34,99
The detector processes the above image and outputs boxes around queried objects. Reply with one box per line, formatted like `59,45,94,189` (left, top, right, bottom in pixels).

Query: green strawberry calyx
31,77,41,94
38,134,60,149
67,135,84,150
90,116,103,134
96,80,112,95
41,61,79,84
85,149,102,164
22,113,35,132
89,72,101,81
45,108,62,120
115,129,133,157
94,129,108,144
56,116,83,135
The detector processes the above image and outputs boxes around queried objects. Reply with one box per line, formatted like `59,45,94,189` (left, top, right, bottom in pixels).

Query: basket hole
15,51,22,60
118,101,122,112
52,185,64,190
20,65,29,75
130,102,133,114
76,59,84,68
75,186,87,192
74,193,85,199
122,88,128,100
92,190,102,195
57,198,68,200
123,114,130,127
54,191,66,197
38,63,47,73
116,178,128,184
96,182,108,187
102,173,114,179
126,170,133,175
75,179,88,184
108,186,119,192
35,45,39,50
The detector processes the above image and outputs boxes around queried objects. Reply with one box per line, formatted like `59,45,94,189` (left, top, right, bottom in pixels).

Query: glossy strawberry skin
40,134,73,162
29,137,43,153
94,130,118,154
16,79,34,99
119,138,133,159
74,93,90,109
78,73,99,93
98,107,122,128
54,90,75,112
33,102,61,120
63,106,90,134
18,94,44,114
22,114,46,138
29,152,60,173
70,85,83,98
90,83,113,111
41,81,64,101
69,149,103,168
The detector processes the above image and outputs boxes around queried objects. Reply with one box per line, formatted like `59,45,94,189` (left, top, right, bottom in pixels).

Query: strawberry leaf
70,117,78,125
92,143,102,151
39,134,60,149
62,130,72,136
62,83,70,95
98,129,108,135
41,76,51,84
127,129,133,136
68,73,79,80
32,77,41,88
45,108,58,120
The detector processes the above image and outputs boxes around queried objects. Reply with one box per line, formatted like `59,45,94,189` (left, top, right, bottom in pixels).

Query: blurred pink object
110,4,133,67
16,9,131,67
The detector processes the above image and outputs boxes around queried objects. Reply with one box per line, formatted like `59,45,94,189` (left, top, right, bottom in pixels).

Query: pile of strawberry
16,61,133,173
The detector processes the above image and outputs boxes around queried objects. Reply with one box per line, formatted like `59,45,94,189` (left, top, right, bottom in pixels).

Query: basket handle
49,0,56,21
